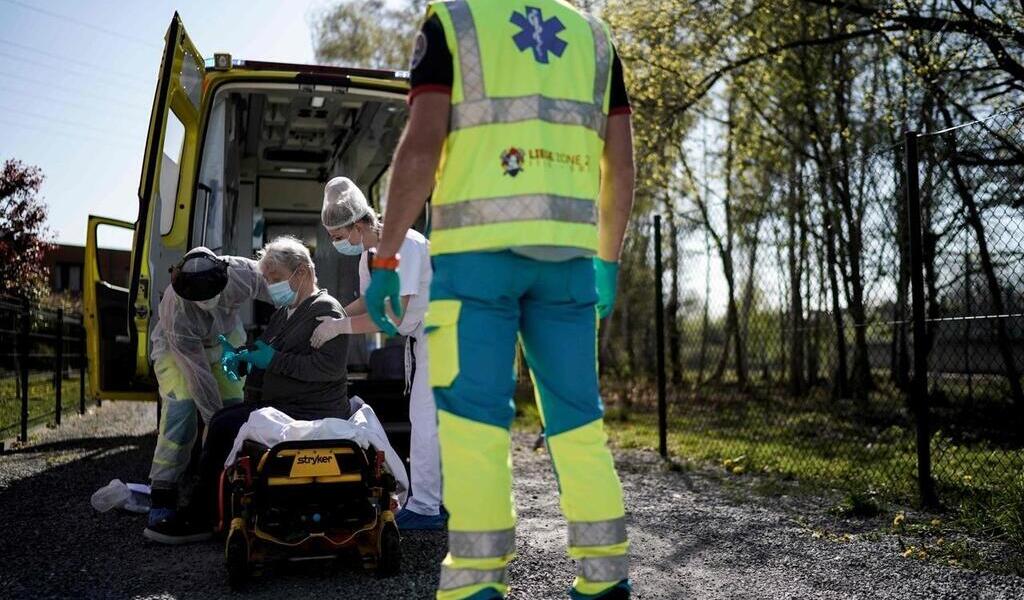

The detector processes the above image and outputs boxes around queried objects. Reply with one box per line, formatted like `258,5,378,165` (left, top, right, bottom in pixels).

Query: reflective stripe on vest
578,555,629,582
432,194,596,230
568,517,627,548
448,528,516,558
439,565,509,590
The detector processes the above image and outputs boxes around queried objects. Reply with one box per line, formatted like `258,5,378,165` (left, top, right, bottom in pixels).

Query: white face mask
194,294,221,312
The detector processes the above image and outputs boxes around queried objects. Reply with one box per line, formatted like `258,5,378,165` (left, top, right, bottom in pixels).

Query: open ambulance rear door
83,13,203,400
127,13,205,384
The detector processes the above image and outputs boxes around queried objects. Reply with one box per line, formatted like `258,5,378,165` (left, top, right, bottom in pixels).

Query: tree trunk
787,178,806,395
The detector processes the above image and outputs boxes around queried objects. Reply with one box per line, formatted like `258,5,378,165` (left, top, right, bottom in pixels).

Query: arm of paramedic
341,296,411,334
343,296,367,317
225,256,271,303
375,93,449,259
598,114,635,262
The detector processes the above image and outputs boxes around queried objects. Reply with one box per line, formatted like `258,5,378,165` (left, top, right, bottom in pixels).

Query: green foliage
0,159,51,301
832,490,883,518
311,0,428,70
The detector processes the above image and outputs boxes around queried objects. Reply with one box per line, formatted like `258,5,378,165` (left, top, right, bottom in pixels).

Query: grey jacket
244,289,350,420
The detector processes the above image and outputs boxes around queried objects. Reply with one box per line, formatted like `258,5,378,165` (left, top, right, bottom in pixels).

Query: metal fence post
54,308,63,426
654,214,668,459
18,299,30,443
79,337,86,415
904,130,939,508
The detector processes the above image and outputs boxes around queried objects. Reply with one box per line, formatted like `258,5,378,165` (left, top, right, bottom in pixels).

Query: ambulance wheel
226,530,250,590
376,522,401,578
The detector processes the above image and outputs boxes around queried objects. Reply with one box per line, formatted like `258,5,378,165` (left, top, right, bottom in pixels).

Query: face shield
170,247,229,302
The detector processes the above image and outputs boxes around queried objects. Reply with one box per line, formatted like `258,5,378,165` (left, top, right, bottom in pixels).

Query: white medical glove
310,315,353,349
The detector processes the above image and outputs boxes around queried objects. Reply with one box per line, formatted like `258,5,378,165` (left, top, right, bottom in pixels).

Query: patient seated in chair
187,236,352,535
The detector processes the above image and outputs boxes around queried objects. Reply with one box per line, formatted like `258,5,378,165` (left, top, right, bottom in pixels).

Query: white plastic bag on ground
91,480,151,513
91,479,132,512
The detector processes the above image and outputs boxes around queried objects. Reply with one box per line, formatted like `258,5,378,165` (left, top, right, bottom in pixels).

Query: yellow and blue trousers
149,329,246,491
426,251,630,600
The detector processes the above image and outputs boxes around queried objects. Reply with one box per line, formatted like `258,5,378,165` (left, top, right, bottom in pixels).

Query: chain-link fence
601,108,1024,521
0,296,90,446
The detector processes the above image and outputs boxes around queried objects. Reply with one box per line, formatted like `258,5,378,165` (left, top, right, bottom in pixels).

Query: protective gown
148,256,266,489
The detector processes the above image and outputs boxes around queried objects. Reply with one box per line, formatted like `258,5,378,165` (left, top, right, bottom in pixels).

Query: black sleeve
609,47,631,114
266,300,348,382
409,14,453,101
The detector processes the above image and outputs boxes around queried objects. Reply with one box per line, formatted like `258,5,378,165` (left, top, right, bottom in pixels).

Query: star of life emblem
510,7,567,64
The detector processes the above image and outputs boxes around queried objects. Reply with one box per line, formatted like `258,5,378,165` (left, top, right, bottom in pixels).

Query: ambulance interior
155,82,410,369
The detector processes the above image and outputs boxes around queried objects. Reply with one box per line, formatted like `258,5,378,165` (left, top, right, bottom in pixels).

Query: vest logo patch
500,147,526,176
510,7,567,64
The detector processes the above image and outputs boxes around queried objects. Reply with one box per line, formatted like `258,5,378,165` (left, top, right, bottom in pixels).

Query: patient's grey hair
258,236,316,281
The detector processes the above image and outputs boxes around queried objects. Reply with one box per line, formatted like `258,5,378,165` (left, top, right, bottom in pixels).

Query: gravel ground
1,401,1022,599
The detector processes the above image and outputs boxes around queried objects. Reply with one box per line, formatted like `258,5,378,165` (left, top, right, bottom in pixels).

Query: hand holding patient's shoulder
310,315,352,349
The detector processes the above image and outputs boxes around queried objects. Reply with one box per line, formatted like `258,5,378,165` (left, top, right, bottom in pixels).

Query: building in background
43,244,131,297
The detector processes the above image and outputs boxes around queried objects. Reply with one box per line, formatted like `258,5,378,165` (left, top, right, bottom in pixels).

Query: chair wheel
376,521,401,578
226,529,250,590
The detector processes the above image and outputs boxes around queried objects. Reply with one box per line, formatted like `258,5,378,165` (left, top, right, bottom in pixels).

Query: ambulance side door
127,12,205,381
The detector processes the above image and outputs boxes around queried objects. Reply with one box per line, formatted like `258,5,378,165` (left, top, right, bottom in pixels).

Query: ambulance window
95,224,133,288
158,112,186,235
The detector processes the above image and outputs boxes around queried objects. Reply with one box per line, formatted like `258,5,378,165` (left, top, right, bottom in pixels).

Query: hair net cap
321,176,369,229
171,247,229,301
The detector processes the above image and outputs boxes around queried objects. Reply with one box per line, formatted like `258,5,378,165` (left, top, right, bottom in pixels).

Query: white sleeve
398,236,423,297
358,252,371,296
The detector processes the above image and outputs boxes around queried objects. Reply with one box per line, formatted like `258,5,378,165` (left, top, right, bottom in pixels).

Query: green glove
238,340,276,370
594,258,619,319
218,335,245,382
366,267,402,336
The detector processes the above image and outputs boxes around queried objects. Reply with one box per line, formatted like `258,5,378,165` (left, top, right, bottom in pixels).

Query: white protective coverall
148,255,266,489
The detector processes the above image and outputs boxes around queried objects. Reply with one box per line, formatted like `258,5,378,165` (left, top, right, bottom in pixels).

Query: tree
0,159,52,301
311,0,428,70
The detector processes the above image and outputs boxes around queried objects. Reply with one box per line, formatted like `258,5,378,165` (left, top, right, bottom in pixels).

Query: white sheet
225,396,409,503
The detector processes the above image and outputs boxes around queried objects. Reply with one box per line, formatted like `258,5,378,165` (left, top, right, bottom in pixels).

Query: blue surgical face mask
333,238,364,256
267,269,298,307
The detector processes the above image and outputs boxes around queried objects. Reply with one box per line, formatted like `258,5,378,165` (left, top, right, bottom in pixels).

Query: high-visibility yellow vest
426,0,613,256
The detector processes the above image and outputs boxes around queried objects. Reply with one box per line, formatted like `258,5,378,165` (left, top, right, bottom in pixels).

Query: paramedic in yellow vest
366,1,635,598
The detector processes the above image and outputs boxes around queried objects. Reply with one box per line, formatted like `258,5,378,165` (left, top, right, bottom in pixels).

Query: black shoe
143,509,213,545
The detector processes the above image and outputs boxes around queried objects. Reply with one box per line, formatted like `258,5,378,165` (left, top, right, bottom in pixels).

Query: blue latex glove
238,340,276,370
365,267,402,336
218,335,244,381
594,258,619,319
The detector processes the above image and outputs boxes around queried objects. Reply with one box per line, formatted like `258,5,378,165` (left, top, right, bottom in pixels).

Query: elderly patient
182,236,351,538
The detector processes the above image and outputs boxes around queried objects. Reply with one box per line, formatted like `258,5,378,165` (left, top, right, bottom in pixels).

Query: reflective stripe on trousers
568,517,627,548
449,529,516,558
578,555,629,583
439,565,509,591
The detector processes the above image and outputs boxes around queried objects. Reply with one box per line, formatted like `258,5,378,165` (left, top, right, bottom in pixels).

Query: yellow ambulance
83,14,410,402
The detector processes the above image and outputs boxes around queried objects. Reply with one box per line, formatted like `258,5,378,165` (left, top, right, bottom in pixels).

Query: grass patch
831,491,883,519
0,373,84,436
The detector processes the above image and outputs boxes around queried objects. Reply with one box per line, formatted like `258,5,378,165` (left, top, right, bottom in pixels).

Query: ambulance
82,15,412,448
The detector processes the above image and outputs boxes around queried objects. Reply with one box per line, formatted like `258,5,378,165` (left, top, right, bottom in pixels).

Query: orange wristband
371,254,400,270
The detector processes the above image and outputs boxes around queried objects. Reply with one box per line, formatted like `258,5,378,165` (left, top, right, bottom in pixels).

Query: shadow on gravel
0,432,446,600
